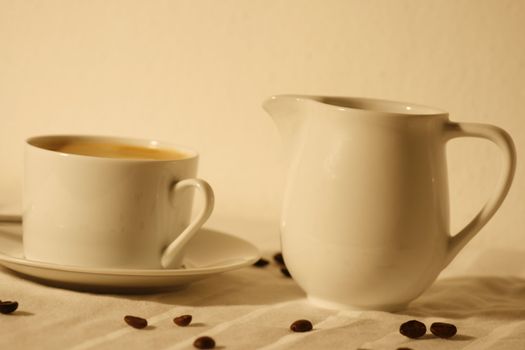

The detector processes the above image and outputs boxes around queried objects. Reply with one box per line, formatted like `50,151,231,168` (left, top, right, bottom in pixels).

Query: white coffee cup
23,135,214,269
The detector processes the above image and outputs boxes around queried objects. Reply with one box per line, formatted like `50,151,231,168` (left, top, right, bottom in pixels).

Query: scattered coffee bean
397,348,414,350
253,258,270,267
193,336,215,349
124,315,148,329
430,322,457,338
280,267,292,278
173,314,192,327
290,319,313,332
273,252,285,265
399,319,426,339
0,301,18,314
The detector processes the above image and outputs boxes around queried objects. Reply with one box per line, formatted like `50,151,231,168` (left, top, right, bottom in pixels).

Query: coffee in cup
45,139,188,160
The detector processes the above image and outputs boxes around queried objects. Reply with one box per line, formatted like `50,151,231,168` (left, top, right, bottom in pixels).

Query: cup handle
160,178,214,269
443,122,516,266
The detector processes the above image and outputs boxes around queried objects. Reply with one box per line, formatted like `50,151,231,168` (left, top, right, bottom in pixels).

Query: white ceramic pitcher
263,95,516,311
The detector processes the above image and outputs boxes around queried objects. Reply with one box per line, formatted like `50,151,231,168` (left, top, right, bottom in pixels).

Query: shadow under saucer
1,267,189,294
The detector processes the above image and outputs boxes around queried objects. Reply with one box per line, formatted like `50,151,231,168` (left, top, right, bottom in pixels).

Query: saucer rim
0,227,260,277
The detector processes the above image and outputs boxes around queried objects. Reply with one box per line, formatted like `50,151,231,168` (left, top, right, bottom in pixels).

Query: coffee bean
0,301,18,314
253,258,270,267
397,347,414,350
173,314,192,327
280,267,292,278
193,336,215,349
124,315,148,329
430,322,457,338
290,319,313,332
273,252,285,265
399,319,426,338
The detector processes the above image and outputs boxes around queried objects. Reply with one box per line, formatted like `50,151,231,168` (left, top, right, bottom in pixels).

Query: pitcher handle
443,122,516,265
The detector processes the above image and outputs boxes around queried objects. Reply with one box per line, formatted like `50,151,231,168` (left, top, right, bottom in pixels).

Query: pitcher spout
263,95,310,158
263,95,302,138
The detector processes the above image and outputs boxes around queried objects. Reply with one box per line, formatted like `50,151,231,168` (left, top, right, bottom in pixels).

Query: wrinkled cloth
1,218,525,350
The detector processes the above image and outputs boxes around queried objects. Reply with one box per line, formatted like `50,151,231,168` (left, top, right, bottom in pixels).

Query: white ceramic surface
264,95,516,311
24,135,214,269
0,224,259,292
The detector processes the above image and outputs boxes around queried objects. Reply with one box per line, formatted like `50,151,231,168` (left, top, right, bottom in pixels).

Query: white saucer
0,224,260,292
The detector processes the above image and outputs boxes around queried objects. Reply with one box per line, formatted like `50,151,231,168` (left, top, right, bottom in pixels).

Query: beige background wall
1,1,523,250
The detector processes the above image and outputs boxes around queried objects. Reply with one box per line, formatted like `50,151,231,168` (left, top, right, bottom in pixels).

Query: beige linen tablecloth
1,218,525,350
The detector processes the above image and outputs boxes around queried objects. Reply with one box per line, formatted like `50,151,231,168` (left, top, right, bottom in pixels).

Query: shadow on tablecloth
402,275,525,320
137,266,307,306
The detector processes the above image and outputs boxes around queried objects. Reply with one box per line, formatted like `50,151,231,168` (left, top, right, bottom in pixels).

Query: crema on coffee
48,141,188,160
